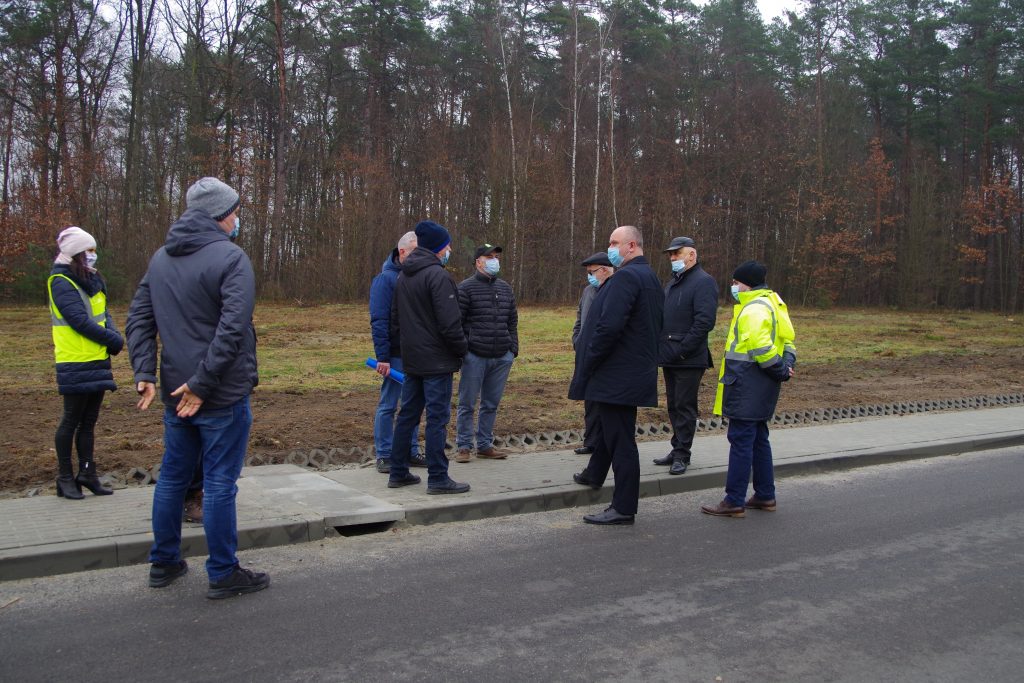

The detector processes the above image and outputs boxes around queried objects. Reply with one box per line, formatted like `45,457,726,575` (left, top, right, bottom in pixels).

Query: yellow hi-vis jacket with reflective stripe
713,288,796,421
48,273,109,364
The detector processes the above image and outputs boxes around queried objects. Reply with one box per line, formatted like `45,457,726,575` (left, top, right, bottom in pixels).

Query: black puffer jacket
390,246,467,375
658,262,718,369
458,272,519,358
48,265,123,395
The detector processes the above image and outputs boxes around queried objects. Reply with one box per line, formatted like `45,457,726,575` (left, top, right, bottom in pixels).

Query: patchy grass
1,303,1020,394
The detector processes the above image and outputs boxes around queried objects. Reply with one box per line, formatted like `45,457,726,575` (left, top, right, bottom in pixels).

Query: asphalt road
2,447,1023,683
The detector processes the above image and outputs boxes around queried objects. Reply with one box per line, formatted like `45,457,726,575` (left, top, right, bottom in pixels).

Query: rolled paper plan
366,357,405,384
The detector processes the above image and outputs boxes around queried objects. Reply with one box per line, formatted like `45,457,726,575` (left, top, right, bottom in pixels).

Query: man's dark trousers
582,400,599,449
664,367,705,464
390,372,453,487
581,401,640,515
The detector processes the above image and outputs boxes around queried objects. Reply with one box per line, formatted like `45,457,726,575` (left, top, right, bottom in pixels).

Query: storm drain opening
334,521,395,537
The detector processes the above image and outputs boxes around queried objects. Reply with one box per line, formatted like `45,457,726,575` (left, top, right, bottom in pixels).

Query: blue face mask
587,273,600,288
229,216,240,240
483,258,500,276
671,259,685,273
607,246,623,268
730,284,741,302
440,248,451,266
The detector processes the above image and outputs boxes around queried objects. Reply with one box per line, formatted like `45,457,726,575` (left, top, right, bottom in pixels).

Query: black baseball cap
474,243,503,259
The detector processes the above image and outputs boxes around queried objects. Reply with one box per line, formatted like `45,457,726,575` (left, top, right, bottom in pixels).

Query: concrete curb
3,422,1024,582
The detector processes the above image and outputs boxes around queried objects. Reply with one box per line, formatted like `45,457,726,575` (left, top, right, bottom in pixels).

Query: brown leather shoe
455,449,472,463
744,496,777,511
183,490,204,523
476,447,507,460
700,500,745,518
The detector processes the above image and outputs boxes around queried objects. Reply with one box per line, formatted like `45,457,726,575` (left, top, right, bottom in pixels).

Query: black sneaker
207,566,270,600
387,472,421,488
376,458,391,474
408,454,428,468
426,478,470,495
149,560,188,588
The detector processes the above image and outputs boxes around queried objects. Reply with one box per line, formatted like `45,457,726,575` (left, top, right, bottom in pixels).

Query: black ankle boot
76,462,113,496
56,475,84,499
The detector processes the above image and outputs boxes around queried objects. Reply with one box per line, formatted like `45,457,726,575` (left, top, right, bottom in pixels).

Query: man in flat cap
655,236,718,475
571,252,614,455
455,243,518,462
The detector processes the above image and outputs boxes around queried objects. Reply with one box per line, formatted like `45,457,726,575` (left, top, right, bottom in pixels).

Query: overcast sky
756,0,800,21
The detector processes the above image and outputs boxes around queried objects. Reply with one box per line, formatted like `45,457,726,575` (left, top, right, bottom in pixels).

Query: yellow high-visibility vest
48,274,109,364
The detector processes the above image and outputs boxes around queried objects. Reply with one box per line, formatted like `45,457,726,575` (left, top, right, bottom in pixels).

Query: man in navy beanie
387,220,471,494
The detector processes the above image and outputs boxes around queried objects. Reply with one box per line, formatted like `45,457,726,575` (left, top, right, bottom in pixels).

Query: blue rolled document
366,357,405,384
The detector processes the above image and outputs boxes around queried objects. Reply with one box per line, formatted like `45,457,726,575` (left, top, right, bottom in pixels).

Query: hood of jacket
401,246,444,276
381,249,401,275
165,208,230,257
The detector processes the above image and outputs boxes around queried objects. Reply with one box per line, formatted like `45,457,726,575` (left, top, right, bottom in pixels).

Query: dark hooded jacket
390,246,467,375
126,208,258,410
48,264,123,394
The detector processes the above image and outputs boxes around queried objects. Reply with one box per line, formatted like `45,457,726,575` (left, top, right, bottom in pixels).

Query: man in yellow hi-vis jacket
702,261,796,518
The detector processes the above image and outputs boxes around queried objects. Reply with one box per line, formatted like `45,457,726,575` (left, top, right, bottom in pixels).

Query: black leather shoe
408,455,428,468
426,478,470,495
583,507,635,525
387,473,421,488
652,453,674,466
376,458,391,474
669,460,689,475
573,472,601,490
207,566,270,600
574,446,594,455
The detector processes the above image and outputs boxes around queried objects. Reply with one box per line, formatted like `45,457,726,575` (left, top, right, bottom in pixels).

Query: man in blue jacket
569,226,663,525
127,176,268,600
369,231,424,473
654,236,718,475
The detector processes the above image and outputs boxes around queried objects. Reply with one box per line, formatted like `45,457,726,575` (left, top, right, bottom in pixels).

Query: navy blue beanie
732,260,767,287
414,220,451,253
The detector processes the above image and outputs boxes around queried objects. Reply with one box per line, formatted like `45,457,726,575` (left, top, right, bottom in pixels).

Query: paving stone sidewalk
2,407,1023,581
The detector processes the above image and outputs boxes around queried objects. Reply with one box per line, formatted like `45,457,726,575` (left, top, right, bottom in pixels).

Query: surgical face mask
671,259,685,273
587,273,600,288
730,284,741,302
85,252,98,269
483,257,500,276
607,246,624,268
440,248,451,266
229,216,240,240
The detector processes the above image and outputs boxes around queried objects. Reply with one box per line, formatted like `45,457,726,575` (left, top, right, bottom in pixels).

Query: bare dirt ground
2,349,1021,493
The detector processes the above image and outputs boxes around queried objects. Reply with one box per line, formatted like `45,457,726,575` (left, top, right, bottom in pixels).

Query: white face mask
85,252,98,269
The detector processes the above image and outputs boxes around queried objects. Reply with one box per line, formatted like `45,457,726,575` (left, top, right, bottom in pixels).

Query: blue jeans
372,356,420,461
724,418,775,507
456,351,514,450
149,397,252,581
390,373,452,486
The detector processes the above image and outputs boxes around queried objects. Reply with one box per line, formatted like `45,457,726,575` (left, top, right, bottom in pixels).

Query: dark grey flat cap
663,236,696,252
581,252,613,267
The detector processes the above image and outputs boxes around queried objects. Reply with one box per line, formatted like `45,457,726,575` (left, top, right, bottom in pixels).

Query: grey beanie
186,177,240,221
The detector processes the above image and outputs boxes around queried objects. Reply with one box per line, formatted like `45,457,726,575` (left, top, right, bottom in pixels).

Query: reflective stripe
728,297,776,355
725,351,756,362
50,284,104,326
758,355,781,368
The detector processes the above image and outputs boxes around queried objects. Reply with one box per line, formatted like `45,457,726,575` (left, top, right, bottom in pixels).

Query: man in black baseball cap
655,236,718,475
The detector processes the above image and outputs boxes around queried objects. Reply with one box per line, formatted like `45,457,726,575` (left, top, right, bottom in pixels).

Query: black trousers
54,391,105,476
664,367,705,464
583,401,640,515
582,400,600,448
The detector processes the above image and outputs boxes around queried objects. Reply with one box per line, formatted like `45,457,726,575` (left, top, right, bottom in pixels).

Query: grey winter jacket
126,208,258,410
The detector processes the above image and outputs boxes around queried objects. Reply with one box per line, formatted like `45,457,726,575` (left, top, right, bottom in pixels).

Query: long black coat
658,262,718,369
568,255,663,407
390,246,468,376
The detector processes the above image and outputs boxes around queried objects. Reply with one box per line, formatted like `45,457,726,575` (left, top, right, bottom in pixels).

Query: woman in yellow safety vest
47,227,124,499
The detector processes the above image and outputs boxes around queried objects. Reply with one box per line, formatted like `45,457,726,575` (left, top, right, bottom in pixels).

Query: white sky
757,0,801,21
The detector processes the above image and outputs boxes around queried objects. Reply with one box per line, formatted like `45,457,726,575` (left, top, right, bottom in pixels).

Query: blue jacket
369,249,401,362
568,255,664,407
126,208,258,410
48,265,123,395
